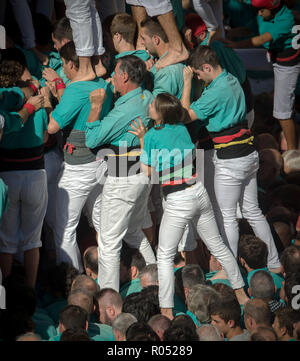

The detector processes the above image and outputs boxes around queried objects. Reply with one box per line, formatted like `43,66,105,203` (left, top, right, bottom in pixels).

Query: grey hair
139,264,158,284
112,313,137,336
197,324,223,341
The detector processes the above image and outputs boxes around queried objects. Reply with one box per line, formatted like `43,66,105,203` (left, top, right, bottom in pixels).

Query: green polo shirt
190,70,246,133
251,5,296,51
205,270,232,288
39,51,70,88
33,307,58,341
0,179,9,225
141,124,194,174
52,77,112,132
200,38,247,85
115,50,150,62
150,52,185,99
0,108,48,149
0,87,24,111
120,278,142,300
86,87,153,149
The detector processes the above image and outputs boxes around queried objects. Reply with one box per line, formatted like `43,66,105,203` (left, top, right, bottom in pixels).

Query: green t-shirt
33,308,58,341
0,178,9,224
0,87,24,111
253,5,296,51
44,298,68,326
0,108,48,149
52,78,113,132
86,87,154,149
120,278,142,300
190,70,246,133
141,124,194,175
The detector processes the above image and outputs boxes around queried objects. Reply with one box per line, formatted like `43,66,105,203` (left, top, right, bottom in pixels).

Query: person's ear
59,322,65,334
107,306,115,318
85,321,88,331
228,320,235,329
248,288,252,297
239,257,246,268
152,34,160,46
130,265,139,280
184,287,189,301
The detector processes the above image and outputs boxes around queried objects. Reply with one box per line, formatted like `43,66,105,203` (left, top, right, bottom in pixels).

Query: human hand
27,94,44,111
145,57,154,71
46,81,58,99
43,68,59,82
90,88,106,106
183,66,194,83
128,117,147,139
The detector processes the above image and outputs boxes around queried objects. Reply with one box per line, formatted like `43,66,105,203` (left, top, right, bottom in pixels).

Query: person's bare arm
17,95,44,124
181,66,199,123
221,32,273,49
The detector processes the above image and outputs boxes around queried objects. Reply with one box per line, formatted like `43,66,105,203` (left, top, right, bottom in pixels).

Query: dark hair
120,244,146,272
60,328,91,341
212,283,238,302
174,252,185,266
154,93,188,127
110,13,137,44
140,285,160,308
280,246,300,275
32,13,53,46
59,305,88,330
209,298,241,327
140,18,169,43
163,315,199,341
95,288,123,309
275,307,296,337
249,270,275,300
83,247,98,275
0,59,24,87
188,45,220,70
126,322,160,341
250,326,278,341
60,41,79,69
175,264,205,302
238,235,268,269
53,17,73,42
117,55,146,86
122,292,160,323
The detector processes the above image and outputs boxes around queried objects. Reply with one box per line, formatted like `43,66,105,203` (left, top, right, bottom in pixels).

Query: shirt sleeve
152,69,178,98
190,91,218,126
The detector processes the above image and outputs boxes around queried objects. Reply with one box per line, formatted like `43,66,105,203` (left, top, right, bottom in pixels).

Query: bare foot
155,46,189,71
71,69,96,83
161,308,174,321
92,55,107,78
234,288,250,306
210,268,228,281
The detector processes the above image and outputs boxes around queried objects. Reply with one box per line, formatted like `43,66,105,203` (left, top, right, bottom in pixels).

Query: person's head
212,283,238,302
187,45,222,83
95,288,123,326
60,41,79,80
175,264,206,303
140,285,160,309
184,13,208,46
249,270,276,301
52,17,73,51
282,150,300,175
272,221,294,249
148,314,171,341
251,0,281,20
60,328,91,341
140,18,168,57
0,58,24,88
209,298,242,338
71,274,99,297
187,284,220,324
255,133,279,151
67,289,94,319
163,315,199,341
280,246,300,276
16,332,42,341
110,13,137,52
139,264,158,289
250,326,278,341
113,55,147,95
112,313,138,341
149,93,189,127
272,307,296,341
122,292,160,323
257,148,283,188
59,305,88,333
238,235,268,271
83,246,98,280
196,324,224,341
243,298,272,333
126,322,160,341
120,244,146,286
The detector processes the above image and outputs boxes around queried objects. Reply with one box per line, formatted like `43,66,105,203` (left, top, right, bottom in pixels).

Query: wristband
23,103,36,116
28,83,38,95
53,77,66,91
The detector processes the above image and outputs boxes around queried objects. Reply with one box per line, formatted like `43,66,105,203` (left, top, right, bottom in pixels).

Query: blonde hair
282,150,300,173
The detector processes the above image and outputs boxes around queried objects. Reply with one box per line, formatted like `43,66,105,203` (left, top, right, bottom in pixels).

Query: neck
157,42,169,59
117,42,135,54
226,326,243,340
119,83,139,97
281,334,293,341
210,66,223,82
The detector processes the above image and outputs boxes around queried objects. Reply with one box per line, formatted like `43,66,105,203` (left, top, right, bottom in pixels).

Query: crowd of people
0,0,300,342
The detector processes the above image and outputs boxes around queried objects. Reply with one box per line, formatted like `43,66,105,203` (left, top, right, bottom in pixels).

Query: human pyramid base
0,0,300,342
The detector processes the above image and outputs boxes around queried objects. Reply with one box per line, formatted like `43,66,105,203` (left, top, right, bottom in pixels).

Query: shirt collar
205,69,228,90
115,87,143,106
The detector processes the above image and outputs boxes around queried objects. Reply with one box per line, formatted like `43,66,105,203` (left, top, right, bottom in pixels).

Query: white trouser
158,181,245,308
213,151,281,269
44,147,63,250
192,0,224,36
54,160,105,272
64,0,105,57
98,173,156,292
126,0,172,17
0,169,47,253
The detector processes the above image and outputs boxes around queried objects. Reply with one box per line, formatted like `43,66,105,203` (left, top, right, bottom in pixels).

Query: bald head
68,289,94,317
16,332,42,341
148,314,171,341
71,274,99,296
83,246,98,279
95,288,123,325
196,324,223,341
